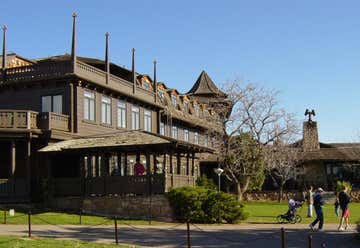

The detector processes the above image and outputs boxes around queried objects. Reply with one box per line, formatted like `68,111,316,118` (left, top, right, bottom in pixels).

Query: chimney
302,109,320,151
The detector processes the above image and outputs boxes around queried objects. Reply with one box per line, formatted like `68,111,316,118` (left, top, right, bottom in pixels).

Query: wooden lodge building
0,15,230,207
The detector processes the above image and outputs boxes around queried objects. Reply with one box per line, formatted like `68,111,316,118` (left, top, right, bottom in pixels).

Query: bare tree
263,141,300,202
215,79,299,201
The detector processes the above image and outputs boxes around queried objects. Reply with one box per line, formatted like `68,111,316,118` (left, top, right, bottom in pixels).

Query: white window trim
117,100,127,128
84,90,95,121
101,95,111,125
144,110,152,132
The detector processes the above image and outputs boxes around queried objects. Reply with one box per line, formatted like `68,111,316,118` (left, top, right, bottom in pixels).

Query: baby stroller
276,199,303,224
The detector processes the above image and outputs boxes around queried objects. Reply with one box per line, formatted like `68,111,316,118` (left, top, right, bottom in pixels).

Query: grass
0,210,166,225
244,202,360,224
1,202,359,226
0,236,134,248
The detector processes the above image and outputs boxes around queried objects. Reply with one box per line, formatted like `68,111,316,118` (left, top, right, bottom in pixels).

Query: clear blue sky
1,0,360,142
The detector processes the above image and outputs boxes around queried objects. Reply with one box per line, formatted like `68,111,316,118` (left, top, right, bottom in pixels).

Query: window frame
101,95,112,125
117,100,127,128
131,105,140,130
84,90,95,121
144,109,152,132
41,94,63,114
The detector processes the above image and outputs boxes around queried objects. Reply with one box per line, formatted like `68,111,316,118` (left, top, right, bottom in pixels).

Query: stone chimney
302,121,320,151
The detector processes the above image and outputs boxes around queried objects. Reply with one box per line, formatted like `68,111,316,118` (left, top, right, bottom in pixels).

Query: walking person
309,188,325,231
338,185,351,231
306,186,314,217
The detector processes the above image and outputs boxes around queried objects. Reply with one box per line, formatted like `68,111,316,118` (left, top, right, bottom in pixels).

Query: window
183,101,188,112
204,135,208,147
160,122,165,135
184,129,189,142
117,101,126,128
194,132,199,144
41,95,63,113
143,82,150,90
101,96,111,125
172,126,178,139
171,95,177,107
158,90,164,100
144,110,152,132
131,106,140,130
84,90,95,121
194,105,200,117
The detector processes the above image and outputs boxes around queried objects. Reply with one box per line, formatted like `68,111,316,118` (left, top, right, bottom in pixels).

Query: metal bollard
79,208,82,225
28,210,31,238
281,228,285,248
308,235,312,248
187,220,191,248
114,216,118,245
3,210,6,224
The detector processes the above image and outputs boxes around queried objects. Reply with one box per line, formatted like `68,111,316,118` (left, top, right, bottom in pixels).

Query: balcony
0,110,70,132
0,110,38,129
38,112,70,132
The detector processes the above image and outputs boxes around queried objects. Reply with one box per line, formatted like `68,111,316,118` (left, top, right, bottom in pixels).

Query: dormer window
194,105,200,117
158,90,164,100
143,82,150,90
171,95,177,107
183,101,188,112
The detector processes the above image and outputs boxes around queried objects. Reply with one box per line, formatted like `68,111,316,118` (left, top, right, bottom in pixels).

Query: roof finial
2,25,7,71
71,12,77,70
105,32,110,84
153,60,157,102
132,48,136,94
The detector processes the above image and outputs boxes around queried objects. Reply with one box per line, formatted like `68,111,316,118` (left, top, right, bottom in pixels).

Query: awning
39,130,214,154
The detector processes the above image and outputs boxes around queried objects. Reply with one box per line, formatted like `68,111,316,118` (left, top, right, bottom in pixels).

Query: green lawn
0,236,133,248
244,202,360,224
0,210,165,225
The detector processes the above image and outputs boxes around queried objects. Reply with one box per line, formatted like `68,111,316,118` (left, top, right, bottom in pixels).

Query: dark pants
311,207,324,229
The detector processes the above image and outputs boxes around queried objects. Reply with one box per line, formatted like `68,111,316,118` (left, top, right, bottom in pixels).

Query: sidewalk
0,223,357,247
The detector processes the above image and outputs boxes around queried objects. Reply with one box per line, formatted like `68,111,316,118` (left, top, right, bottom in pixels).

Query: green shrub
336,181,352,193
167,186,248,223
196,175,217,190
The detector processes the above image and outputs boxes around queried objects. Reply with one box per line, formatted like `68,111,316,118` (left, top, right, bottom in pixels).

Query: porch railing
165,174,195,192
0,110,38,129
0,178,29,197
38,112,70,132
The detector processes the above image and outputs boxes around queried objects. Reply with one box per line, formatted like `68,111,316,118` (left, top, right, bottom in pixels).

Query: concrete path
0,223,358,247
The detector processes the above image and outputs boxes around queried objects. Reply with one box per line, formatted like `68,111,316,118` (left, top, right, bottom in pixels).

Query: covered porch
40,130,213,197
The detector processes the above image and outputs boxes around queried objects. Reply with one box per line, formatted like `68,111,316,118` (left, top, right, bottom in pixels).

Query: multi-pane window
172,126,178,139
84,90,95,121
160,122,165,135
143,82,150,90
41,95,63,113
144,110,152,132
117,101,126,128
158,90,164,100
131,106,140,130
171,95,177,107
101,96,111,125
184,129,189,142
194,105,200,117
204,135,208,147
183,101,188,113
194,132,199,144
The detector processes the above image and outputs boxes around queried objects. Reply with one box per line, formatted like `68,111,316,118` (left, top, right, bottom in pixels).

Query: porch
40,130,212,197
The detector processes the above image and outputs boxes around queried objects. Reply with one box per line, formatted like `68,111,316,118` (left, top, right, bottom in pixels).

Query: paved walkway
0,223,358,247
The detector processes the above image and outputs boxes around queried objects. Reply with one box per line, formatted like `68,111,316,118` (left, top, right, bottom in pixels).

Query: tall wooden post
1,25,7,82
191,152,195,176
153,60,157,102
71,13,77,72
186,152,190,176
177,152,181,175
10,141,16,195
132,48,136,94
105,32,110,84
26,139,31,197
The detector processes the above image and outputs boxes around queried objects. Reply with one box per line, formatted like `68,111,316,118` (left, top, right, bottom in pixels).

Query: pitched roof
187,71,226,97
39,130,214,153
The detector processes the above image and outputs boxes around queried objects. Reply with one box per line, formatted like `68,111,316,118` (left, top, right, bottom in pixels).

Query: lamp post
213,167,224,192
